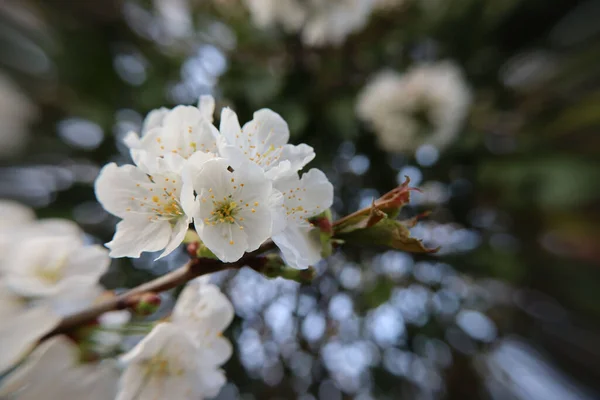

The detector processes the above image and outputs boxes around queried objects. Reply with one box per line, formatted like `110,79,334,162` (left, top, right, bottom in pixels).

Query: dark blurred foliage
1,0,599,399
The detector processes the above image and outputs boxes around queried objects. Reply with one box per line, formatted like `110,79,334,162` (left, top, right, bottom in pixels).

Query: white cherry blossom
218,107,314,180
182,155,283,262
95,155,193,258
117,278,234,400
244,0,375,46
272,168,334,269
117,323,209,400
125,96,218,166
356,61,472,152
0,291,60,374
172,278,234,367
2,236,109,298
0,335,119,399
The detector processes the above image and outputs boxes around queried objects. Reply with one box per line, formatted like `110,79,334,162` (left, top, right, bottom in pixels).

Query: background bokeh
1,0,599,399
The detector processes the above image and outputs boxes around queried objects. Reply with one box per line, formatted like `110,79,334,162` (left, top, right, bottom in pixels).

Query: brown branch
46,244,274,338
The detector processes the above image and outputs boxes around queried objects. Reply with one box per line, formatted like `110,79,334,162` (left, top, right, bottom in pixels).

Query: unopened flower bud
130,292,161,316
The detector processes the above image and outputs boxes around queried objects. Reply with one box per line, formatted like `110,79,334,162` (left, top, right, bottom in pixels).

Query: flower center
151,194,184,220
35,255,68,284
207,198,239,225
144,354,184,377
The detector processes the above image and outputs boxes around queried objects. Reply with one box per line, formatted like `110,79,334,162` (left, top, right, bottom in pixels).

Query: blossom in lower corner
95,156,193,259
0,335,119,399
272,168,334,269
0,291,60,374
117,279,234,400
182,156,283,263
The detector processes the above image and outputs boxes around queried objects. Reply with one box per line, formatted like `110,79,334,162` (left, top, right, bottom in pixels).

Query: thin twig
46,244,273,338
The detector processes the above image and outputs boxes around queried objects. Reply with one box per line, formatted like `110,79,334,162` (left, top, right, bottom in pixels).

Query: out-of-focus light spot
328,293,354,320
367,304,405,346
339,264,362,290
432,289,460,316
413,262,443,285
501,51,556,89
302,312,326,342
114,53,148,86
376,251,413,280
349,154,370,175
57,118,104,150
383,347,412,376
391,284,431,326
397,165,422,186
337,141,355,159
456,310,497,342
484,338,595,400
415,144,439,167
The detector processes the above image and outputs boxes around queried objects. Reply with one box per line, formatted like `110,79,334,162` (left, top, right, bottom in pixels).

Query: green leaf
337,218,437,254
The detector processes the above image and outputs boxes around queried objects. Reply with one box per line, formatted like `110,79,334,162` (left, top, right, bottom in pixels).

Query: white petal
241,108,289,147
198,221,248,263
219,107,242,143
275,168,333,221
0,335,78,397
106,217,171,258
197,95,215,122
123,131,141,149
142,107,169,134
63,244,110,283
0,200,35,228
0,306,60,374
279,143,315,172
273,224,322,269
269,189,287,235
156,216,190,259
173,280,234,335
94,163,153,219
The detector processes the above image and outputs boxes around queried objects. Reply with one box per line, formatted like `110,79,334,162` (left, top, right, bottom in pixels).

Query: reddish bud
130,292,162,316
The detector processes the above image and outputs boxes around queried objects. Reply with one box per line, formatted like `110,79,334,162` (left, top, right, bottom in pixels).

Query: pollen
254,201,259,206
152,196,160,203
229,240,234,245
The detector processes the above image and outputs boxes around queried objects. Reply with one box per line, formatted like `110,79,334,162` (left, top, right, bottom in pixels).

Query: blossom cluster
95,95,334,269
243,0,375,46
0,201,235,399
356,61,472,153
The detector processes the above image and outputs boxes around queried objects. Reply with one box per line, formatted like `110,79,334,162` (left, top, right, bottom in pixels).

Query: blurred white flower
0,73,38,159
217,107,315,180
0,291,59,374
0,200,35,228
95,155,193,259
117,279,233,400
244,0,375,46
2,236,109,298
272,169,334,269
357,61,472,152
373,0,407,10
182,156,282,262
0,335,119,399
